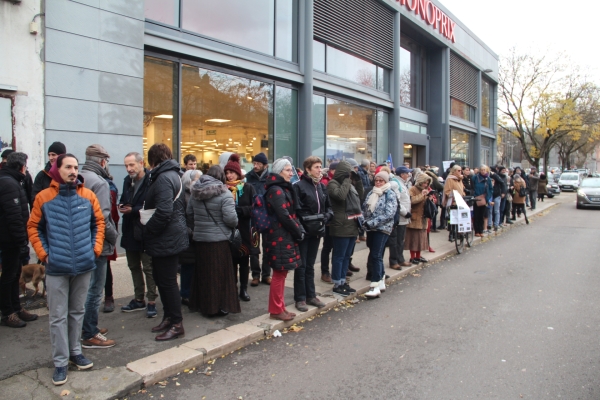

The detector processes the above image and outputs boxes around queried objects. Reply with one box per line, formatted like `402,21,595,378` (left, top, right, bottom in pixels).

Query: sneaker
321,273,333,284
18,308,38,322
378,279,386,292
1,312,26,328
295,301,308,312
307,297,326,308
365,286,381,298
69,354,93,370
342,283,356,293
52,366,68,386
121,299,146,312
146,303,157,318
81,332,116,349
333,285,349,297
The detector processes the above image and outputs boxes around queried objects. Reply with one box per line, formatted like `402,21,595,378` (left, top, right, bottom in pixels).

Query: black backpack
423,197,437,219
518,185,528,197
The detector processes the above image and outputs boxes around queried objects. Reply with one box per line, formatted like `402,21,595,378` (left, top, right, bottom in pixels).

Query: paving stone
127,346,203,386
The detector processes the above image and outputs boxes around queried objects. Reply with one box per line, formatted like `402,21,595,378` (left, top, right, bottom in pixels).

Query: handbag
301,213,325,236
345,185,363,219
474,178,488,207
203,201,243,256
140,177,183,225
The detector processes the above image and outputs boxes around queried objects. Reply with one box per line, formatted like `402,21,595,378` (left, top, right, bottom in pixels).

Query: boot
151,317,172,333
365,282,381,298
239,287,250,302
103,296,114,313
428,247,436,253
155,322,184,341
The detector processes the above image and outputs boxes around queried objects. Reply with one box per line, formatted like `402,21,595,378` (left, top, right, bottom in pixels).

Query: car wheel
576,202,581,209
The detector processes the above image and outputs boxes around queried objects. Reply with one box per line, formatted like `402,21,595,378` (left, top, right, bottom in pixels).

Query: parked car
546,182,560,198
576,178,600,209
558,172,581,191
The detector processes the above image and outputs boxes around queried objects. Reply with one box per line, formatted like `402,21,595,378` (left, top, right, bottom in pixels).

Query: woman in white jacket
387,166,412,270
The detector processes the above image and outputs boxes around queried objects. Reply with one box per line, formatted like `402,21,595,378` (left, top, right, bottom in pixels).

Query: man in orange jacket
27,153,105,386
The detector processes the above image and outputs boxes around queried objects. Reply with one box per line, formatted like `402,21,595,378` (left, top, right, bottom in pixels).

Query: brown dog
19,264,46,298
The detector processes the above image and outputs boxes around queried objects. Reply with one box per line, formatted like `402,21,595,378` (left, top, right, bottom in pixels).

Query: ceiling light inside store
203,140,216,143
183,142,196,144
358,147,366,150
339,113,345,116
326,135,340,138
452,138,456,141
194,86,200,89
462,141,466,143
349,137,365,140
155,115,173,119
205,119,231,123
247,96,253,100
229,138,232,141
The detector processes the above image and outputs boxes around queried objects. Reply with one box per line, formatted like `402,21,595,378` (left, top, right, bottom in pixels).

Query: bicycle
447,195,475,254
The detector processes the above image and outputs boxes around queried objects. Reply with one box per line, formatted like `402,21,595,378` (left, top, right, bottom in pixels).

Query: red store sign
395,0,456,43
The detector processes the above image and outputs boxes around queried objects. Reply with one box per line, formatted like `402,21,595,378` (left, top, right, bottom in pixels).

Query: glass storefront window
376,111,389,164
400,120,422,134
481,136,493,166
145,0,179,26
326,98,376,164
275,0,297,61
327,46,377,89
179,65,273,171
450,129,471,167
275,87,298,160
143,56,179,161
451,98,476,123
481,79,491,128
313,40,325,72
399,36,426,110
312,95,326,162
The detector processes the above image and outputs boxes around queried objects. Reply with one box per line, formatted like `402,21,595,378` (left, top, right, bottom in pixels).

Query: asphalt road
132,199,600,399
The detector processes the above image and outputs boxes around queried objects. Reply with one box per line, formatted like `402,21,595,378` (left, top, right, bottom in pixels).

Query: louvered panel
314,0,394,69
450,52,478,107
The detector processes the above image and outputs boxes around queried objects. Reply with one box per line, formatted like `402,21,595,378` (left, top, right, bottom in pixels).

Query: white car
558,173,581,192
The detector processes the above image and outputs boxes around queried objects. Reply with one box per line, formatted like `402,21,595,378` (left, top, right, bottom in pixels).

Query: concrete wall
44,0,145,186
0,0,45,173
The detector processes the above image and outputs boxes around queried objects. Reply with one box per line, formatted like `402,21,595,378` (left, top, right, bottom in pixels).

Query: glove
235,206,243,216
297,233,305,242
317,225,326,237
20,244,30,258
405,212,412,219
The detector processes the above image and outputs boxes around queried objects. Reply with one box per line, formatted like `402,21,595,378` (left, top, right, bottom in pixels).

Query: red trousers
268,270,288,314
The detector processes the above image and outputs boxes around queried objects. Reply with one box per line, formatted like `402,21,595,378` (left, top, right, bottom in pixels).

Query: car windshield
580,178,600,188
561,174,578,181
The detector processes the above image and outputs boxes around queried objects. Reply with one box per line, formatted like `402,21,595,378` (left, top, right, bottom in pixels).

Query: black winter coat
0,168,30,247
32,162,52,202
293,174,333,237
245,168,269,196
119,170,150,252
142,160,189,257
491,172,507,198
264,173,303,271
230,182,258,256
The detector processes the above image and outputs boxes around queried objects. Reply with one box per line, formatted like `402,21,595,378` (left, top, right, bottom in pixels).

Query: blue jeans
180,263,194,299
82,256,106,340
331,236,356,286
366,231,388,283
488,196,501,228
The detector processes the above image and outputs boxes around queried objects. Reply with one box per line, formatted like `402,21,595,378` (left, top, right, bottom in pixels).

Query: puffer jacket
395,176,411,225
0,167,30,247
264,173,303,271
80,162,118,256
119,170,150,252
362,187,397,235
32,162,52,202
142,159,189,257
327,161,364,237
246,168,269,196
187,175,238,243
27,178,105,276
293,173,333,237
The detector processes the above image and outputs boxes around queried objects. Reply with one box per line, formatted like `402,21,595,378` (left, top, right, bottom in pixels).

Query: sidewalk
1,195,568,399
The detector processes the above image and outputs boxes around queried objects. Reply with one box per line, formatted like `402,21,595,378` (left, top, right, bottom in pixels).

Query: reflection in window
143,57,179,161
275,87,298,160
480,136,493,166
376,111,389,164
180,0,296,61
450,129,471,167
326,99,376,164
312,95,326,162
313,40,325,72
399,36,426,110
481,79,491,128
179,65,273,170
451,98,476,123
145,0,179,26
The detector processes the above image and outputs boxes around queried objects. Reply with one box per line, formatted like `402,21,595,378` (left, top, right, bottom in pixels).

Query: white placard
453,190,472,231
442,160,455,172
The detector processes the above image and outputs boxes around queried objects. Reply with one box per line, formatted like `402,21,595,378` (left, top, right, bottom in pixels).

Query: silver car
576,178,600,209
558,173,581,192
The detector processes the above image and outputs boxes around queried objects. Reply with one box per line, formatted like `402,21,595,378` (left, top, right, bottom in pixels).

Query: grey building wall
44,0,145,186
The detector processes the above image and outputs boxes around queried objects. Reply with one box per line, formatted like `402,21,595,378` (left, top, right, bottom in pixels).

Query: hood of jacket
333,161,352,183
191,175,228,200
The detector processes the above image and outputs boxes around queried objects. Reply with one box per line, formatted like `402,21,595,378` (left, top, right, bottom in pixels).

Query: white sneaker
378,279,386,292
365,285,381,298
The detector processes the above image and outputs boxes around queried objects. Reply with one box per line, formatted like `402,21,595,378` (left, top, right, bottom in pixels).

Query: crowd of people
0,143,545,386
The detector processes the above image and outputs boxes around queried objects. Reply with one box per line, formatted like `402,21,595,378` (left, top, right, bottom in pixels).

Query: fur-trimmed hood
191,175,228,200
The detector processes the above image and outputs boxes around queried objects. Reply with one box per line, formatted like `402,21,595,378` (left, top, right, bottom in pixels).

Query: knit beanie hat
271,158,291,174
223,154,244,179
375,171,389,183
346,158,359,168
48,141,66,155
252,152,268,165
328,161,339,171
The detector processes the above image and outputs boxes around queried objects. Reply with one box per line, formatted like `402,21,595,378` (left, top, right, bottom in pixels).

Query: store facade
6,0,497,183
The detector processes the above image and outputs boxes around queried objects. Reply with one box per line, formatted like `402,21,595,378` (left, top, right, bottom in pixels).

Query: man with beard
245,152,272,286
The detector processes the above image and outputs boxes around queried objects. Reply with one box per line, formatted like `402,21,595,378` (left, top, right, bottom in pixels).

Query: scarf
48,161,65,184
82,160,110,179
307,172,321,185
366,182,391,213
226,180,243,202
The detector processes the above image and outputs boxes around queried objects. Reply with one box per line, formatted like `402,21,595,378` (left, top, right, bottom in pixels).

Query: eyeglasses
374,179,385,183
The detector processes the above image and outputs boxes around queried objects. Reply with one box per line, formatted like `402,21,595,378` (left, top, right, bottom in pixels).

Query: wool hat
223,153,244,179
328,161,339,171
252,152,268,165
48,141,66,155
85,144,110,159
346,158,359,168
271,158,291,174
1,149,14,159
395,166,412,175
374,171,389,183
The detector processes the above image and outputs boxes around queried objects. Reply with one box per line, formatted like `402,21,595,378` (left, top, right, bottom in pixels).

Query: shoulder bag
474,178,488,207
203,200,243,256
140,177,182,225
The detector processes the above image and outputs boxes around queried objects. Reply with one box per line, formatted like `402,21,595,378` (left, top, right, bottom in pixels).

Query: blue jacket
473,174,493,203
28,179,105,276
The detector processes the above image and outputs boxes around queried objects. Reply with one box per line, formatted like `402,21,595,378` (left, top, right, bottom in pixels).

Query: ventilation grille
314,0,394,69
450,52,478,107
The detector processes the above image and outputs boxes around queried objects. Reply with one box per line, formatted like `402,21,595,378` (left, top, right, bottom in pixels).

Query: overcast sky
439,0,600,83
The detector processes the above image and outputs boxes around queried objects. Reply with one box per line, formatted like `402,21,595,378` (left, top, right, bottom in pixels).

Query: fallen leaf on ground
289,325,303,332
60,390,70,396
